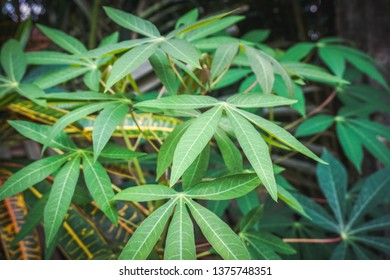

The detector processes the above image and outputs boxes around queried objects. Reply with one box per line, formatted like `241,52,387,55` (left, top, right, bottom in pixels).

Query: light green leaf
212,68,252,90
113,185,178,202
242,29,270,43
105,43,159,91
44,156,80,246
15,83,46,106
186,173,260,200
245,231,296,255
295,114,334,137
104,7,160,38
226,108,277,200
241,233,281,260
317,150,347,227
281,42,315,62
98,143,145,160
227,92,296,108
170,106,223,186
347,168,390,230
83,69,101,91
45,91,122,101
185,198,250,260
93,103,129,160
214,128,243,173
277,184,307,218
135,95,218,110
1,39,26,82
149,49,178,95
235,109,325,164
245,46,274,94
210,42,239,80
182,144,210,189
37,24,87,54
119,198,177,260
194,36,242,50
175,9,199,29
164,197,196,260
82,155,118,225
156,121,191,179
0,154,69,200
336,121,363,172
318,47,345,77
34,66,89,89
26,51,85,65
161,39,201,69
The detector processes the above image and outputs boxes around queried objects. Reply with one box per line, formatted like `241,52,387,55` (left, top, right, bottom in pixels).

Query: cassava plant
0,6,389,260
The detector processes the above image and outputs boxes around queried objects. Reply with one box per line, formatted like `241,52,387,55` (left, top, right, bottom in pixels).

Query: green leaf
175,9,199,29
119,198,177,260
236,190,260,215
350,215,390,234
185,198,250,260
194,36,242,50
281,42,315,62
105,43,159,91
182,144,210,189
113,185,178,202
1,39,26,82
93,103,129,160
331,242,348,260
318,47,345,77
170,106,223,186
34,66,89,89
239,205,264,232
277,184,307,218
104,7,160,38
235,109,325,164
164,197,196,260
135,95,219,110
348,119,390,142
353,236,390,255
242,29,270,43
214,128,243,173
226,108,277,200
241,233,281,260
0,154,69,200
44,156,80,246
210,42,239,80
26,51,85,65
227,92,296,108
37,24,87,54
245,231,296,255
186,173,260,200
336,121,363,172
156,121,191,179
15,83,46,106
317,150,347,227
161,39,201,69
83,69,101,92
347,168,390,230
295,115,334,137
45,91,122,101
98,143,145,160
149,49,178,95
82,155,118,225
245,46,274,94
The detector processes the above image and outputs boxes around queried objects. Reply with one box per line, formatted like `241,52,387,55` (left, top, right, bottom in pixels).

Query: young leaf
281,42,315,62
245,46,274,94
164,198,196,260
235,109,325,164
226,108,278,200
160,39,201,69
185,198,250,260
93,103,129,160
44,156,80,246
37,24,87,54
170,106,223,186
210,42,239,80
149,49,178,95
135,95,219,110
317,150,347,227
0,154,69,200
113,185,178,202
1,39,26,82
186,173,260,200
156,121,191,179
214,127,243,173
295,115,334,137
336,121,363,172
119,198,177,260
182,144,210,189
105,43,159,91
226,92,296,108
82,155,118,225
104,7,160,38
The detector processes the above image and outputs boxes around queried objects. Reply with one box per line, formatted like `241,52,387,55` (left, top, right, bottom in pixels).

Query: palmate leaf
245,46,274,94
1,39,26,82
82,155,117,225
226,92,296,108
226,108,278,200
135,95,219,110
104,7,160,38
164,197,196,260
113,185,178,202
185,198,250,260
93,103,129,160
160,39,201,69
44,156,80,246
119,198,178,260
210,42,239,80
0,154,69,200
170,106,223,186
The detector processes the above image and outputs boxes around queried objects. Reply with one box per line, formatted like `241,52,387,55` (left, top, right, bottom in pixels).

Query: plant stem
88,0,100,49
